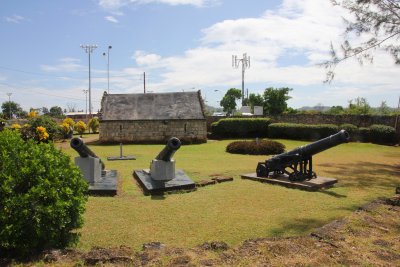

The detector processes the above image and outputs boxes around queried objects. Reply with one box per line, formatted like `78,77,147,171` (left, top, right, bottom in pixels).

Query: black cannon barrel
277,129,350,159
156,137,181,161
70,137,105,170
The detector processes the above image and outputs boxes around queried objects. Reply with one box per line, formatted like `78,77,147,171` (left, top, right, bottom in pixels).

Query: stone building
99,91,207,143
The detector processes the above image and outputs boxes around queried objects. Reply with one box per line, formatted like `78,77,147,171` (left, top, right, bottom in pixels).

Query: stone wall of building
99,119,207,143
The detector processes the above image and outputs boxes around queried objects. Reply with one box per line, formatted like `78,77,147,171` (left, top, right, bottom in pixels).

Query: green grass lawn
59,137,400,251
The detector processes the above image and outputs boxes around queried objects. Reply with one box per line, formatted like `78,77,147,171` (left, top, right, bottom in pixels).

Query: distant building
99,91,207,143
65,112,89,121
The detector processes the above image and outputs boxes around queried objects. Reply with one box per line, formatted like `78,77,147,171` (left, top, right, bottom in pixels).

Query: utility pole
102,45,112,93
232,53,250,106
143,72,146,93
80,44,97,116
83,90,88,122
6,93,12,119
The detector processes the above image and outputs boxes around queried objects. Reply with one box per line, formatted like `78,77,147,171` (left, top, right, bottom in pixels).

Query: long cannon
155,137,181,161
70,137,105,170
256,130,350,182
277,129,349,158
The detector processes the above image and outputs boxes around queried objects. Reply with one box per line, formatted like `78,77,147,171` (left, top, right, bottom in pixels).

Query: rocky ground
3,194,399,267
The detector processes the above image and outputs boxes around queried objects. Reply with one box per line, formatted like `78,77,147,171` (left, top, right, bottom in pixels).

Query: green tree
376,101,392,115
248,93,264,110
1,101,23,119
88,117,100,133
325,105,345,115
324,0,400,82
263,87,292,115
49,106,64,118
41,107,49,115
346,97,371,115
74,121,87,136
220,88,242,115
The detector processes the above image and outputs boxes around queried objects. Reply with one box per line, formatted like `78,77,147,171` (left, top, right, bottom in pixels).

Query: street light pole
80,44,97,116
83,89,88,122
6,93,12,119
103,45,112,94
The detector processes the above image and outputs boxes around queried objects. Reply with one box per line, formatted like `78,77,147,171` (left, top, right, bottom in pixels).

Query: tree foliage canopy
324,0,400,82
263,87,292,115
220,88,242,115
1,101,24,119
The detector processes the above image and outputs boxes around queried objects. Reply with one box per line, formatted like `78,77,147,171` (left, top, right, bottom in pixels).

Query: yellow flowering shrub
36,126,49,141
11,124,21,131
28,111,38,118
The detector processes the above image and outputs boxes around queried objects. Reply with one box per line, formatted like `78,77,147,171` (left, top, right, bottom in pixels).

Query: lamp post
80,44,97,116
103,45,112,94
83,89,88,122
6,93,12,119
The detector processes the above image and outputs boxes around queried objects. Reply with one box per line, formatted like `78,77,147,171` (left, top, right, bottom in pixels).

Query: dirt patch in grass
4,195,399,266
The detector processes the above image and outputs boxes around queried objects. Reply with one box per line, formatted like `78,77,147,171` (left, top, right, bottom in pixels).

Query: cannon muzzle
155,137,181,161
70,137,105,170
285,129,350,158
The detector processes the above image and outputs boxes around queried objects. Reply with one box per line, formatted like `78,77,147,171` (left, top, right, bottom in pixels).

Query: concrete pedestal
241,173,338,191
75,157,118,195
133,169,195,195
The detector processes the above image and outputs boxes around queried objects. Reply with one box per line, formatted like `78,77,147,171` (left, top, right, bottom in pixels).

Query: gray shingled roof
100,91,206,121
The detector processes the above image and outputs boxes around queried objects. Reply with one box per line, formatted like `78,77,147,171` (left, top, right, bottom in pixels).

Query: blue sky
0,0,399,113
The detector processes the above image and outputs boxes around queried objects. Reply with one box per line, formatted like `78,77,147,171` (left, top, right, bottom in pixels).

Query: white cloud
41,58,84,72
134,51,162,66
105,15,119,23
4,14,26,24
127,0,399,108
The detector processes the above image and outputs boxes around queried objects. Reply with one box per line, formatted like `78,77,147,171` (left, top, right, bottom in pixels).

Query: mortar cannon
133,137,195,194
150,137,182,181
71,137,105,170
155,137,181,161
256,130,350,182
71,137,118,195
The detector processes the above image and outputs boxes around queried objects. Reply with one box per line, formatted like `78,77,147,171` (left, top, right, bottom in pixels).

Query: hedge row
267,123,338,140
211,118,271,138
268,123,397,144
210,118,398,145
226,140,285,155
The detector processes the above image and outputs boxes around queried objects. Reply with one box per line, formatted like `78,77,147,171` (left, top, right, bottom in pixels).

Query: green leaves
0,129,88,255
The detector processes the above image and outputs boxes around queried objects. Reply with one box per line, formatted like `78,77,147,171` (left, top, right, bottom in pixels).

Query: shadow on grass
269,218,328,237
151,194,166,200
318,190,347,198
319,161,400,190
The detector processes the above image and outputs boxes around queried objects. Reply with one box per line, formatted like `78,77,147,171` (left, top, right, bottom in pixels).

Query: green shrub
268,123,339,140
22,116,63,141
88,117,100,133
357,127,370,142
226,139,285,155
0,129,88,256
74,121,87,136
369,124,397,145
211,118,271,138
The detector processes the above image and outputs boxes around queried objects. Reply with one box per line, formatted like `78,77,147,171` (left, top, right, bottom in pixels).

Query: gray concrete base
241,173,338,191
88,170,118,196
107,156,136,161
133,169,196,195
